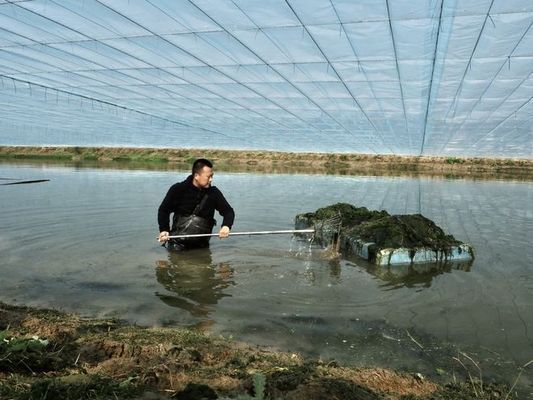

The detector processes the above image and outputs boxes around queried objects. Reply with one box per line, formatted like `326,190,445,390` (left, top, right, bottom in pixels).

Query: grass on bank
0,302,527,400
0,146,531,176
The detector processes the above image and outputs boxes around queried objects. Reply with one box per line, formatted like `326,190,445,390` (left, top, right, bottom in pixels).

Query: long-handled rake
313,213,343,255
164,229,315,240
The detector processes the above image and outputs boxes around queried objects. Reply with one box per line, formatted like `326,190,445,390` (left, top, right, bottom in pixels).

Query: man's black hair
192,158,213,175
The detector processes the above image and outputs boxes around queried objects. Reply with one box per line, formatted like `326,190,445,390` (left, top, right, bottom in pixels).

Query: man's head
192,158,213,189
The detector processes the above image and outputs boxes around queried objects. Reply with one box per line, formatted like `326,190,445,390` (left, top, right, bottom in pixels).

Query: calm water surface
1,163,532,392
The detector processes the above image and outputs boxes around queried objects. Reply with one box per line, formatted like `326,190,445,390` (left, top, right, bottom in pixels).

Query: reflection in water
155,248,234,321
351,259,473,289
301,258,343,286
327,259,342,282
305,239,473,289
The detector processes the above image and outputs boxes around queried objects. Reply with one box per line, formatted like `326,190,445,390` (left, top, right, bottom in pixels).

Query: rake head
312,212,344,254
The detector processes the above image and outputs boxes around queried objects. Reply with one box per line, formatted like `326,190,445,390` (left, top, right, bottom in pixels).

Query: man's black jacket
158,175,235,233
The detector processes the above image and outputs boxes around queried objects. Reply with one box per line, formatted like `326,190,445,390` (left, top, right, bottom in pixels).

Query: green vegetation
0,146,531,181
349,213,462,250
0,374,142,400
302,202,389,227
300,202,463,249
445,157,465,164
0,152,71,160
0,330,52,372
296,203,470,264
185,155,197,164
1,302,523,399
81,151,99,160
221,374,266,400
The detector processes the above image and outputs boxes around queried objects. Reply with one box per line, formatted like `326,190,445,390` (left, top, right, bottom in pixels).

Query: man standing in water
157,158,235,250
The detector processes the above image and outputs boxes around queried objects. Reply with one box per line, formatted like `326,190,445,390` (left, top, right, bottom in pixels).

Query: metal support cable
479,110,533,152
467,93,532,150
284,0,394,153
224,0,380,150
0,46,164,104
8,1,293,139
93,0,327,137
446,72,532,151
385,0,412,151
443,0,496,121
1,32,503,66
0,73,234,137
492,111,533,146
419,0,445,156
0,19,255,137
437,21,533,152
187,0,379,153
327,0,401,153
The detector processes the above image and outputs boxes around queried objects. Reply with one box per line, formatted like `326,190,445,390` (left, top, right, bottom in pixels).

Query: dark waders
167,193,215,251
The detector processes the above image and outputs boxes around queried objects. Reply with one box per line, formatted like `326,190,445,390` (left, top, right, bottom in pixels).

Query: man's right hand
158,231,169,243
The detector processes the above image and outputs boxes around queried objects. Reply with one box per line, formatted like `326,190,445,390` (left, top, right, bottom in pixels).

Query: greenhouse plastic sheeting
0,0,531,157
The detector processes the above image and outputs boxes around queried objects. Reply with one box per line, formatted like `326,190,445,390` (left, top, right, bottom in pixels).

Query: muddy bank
0,302,521,400
0,146,531,180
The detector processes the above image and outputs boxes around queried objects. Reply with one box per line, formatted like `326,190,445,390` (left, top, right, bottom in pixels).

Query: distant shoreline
1,145,532,179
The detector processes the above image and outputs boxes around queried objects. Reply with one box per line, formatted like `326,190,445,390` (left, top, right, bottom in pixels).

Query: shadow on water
154,248,235,323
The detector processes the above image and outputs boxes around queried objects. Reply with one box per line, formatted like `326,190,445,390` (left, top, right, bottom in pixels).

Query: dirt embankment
0,146,531,179
0,302,517,400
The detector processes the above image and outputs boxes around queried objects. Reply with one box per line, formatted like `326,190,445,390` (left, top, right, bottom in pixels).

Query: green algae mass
298,203,461,251
349,214,461,250
300,203,389,227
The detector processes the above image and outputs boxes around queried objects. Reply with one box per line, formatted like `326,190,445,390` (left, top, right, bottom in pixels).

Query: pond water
1,162,532,392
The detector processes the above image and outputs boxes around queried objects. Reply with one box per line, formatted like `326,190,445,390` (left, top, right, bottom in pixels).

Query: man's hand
219,226,230,239
158,231,169,243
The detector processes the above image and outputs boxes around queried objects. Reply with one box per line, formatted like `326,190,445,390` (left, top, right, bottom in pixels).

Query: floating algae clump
299,203,389,227
347,214,462,250
296,203,473,265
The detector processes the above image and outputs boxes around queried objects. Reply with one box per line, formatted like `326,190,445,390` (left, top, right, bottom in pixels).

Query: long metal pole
166,229,314,239
0,179,50,186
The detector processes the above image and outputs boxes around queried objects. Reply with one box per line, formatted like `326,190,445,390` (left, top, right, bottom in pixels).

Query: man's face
193,166,213,189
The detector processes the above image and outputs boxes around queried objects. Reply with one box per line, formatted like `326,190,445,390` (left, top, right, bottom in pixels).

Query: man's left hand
219,226,230,239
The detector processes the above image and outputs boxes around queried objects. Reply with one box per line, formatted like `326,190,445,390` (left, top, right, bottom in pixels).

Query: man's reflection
155,248,234,320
